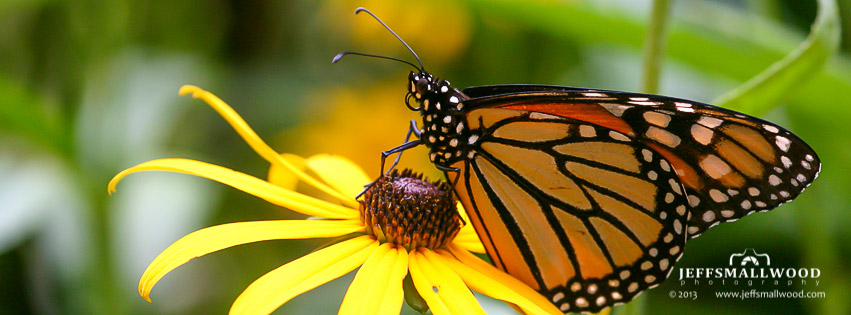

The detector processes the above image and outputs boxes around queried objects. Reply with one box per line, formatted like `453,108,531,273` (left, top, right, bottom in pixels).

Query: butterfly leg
435,163,461,187
382,120,422,175
355,121,422,199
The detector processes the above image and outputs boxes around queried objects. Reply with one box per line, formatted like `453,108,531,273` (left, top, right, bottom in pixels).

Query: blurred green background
1,0,849,314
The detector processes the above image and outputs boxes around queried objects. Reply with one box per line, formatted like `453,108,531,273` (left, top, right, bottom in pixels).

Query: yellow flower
108,85,561,315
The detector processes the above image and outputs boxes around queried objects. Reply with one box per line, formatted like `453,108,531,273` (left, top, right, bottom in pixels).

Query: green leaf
713,0,840,115
612,292,646,315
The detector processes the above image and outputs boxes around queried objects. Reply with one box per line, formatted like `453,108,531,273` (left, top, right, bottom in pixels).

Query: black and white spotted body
408,71,478,166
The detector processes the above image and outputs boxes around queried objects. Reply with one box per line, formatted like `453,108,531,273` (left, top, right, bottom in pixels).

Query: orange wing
448,108,688,313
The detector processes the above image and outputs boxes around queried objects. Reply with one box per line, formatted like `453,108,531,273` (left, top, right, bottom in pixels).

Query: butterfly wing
445,87,819,312
446,108,689,313
462,87,821,238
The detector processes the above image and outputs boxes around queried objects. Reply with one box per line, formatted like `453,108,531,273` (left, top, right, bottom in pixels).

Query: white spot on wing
529,112,560,120
775,135,791,152
600,103,629,117
579,125,596,137
702,211,716,222
587,284,598,294
643,111,672,127
709,189,728,203
609,131,631,141
647,170,658,180
698,116,723,128
763,124,779,133
768,174,781,186
781,156,792,168
646,126,682,147
660,159,671,172
700,154,732,179
641,149,653,162
630,101,661,106
748,187,760,196
688,195,700,207
691,124,714,145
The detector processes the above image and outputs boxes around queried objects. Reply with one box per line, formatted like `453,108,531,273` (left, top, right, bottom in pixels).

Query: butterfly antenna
353,7,424,71
332,52,420,71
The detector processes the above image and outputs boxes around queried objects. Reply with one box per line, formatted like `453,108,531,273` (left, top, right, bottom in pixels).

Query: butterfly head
408,71,444,108
408,71,434,101
407,71,465,111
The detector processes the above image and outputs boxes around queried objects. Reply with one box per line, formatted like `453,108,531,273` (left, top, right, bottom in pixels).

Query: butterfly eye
415,78,430,94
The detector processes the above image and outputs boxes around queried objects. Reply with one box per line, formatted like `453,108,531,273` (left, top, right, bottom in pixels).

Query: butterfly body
409,71,477,166
406,70,820,313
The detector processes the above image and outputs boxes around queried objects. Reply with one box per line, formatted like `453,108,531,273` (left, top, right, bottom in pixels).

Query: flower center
359,169,461,250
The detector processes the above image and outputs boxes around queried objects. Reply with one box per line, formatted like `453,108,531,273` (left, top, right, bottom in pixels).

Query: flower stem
641,0,672,94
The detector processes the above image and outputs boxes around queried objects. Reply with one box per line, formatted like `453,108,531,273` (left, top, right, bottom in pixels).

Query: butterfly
336,8,820,314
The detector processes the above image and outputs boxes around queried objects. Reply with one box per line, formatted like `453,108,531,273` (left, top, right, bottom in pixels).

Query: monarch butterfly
336,8,821,313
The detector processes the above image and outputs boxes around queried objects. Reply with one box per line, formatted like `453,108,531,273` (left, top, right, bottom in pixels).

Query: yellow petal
408,249,485,315
229,236,378,315
456,201,471,223
379,247,410,314
407,251,449,315
139,220,364,302
305,154,371,202
452,227,485,254
452,202,486,253
109,158,357,219
267,153,307,190
445,244,562,315
339,243,408,315
339,244,391,314
450,237,486,254
178,85,352,205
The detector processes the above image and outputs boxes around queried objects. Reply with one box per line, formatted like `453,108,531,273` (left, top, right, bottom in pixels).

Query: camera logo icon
729,248,770,267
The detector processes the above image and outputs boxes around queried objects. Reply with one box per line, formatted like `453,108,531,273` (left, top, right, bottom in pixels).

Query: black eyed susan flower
108,85,562,314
